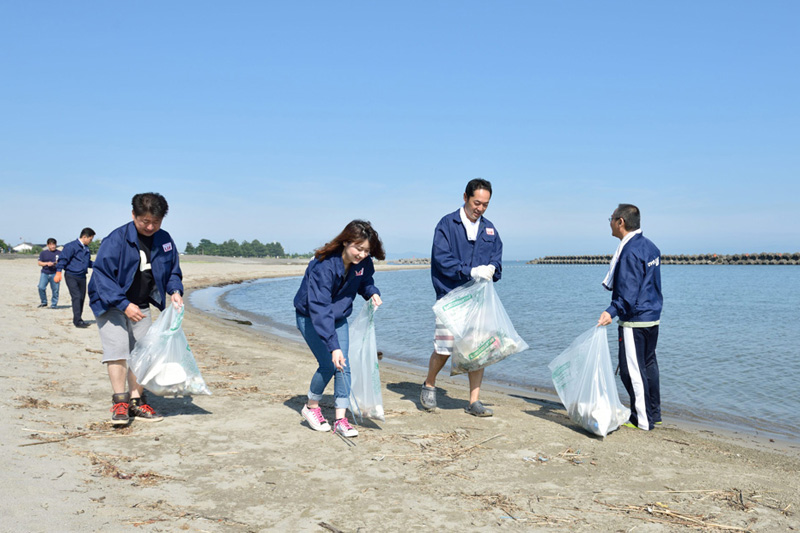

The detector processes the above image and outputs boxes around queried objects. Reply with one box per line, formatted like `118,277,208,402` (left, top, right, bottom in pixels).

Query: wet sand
1,255,798,532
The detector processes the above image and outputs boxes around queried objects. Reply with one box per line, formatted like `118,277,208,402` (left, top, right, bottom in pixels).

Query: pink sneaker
301,405,331,432
333,418,358,438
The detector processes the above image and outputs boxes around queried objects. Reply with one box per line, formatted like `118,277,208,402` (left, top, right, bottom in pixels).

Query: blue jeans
296,312,350,410
38,272,59,306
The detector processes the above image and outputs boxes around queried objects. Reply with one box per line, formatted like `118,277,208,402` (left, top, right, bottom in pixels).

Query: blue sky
1,2,798,259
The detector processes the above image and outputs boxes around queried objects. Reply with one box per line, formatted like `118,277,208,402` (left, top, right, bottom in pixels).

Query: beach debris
79,451,172,486
318,521,345,533
464,492,573,525
373,431,502,466
557,447,586,465
84,347,103,354
19,431,87,447
223,317,252,325
14,396,85,411
599,488,797,530
523,455,549,464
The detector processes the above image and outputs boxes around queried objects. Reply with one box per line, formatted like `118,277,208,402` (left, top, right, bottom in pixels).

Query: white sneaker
333,418,358,438
302,405,331,432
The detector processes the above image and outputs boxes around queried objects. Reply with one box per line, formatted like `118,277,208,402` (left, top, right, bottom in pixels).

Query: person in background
88,193,183,425
598,203,663,431
56,227,96,328
421,178,503,417
294,220,385,438
37,238,60,308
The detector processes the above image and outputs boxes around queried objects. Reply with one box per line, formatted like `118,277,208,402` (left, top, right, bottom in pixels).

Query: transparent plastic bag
548,326,629,437
347,301,384,422
433,279,529,375
129,304,211,397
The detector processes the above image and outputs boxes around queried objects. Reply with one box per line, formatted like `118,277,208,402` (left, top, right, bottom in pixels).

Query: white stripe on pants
622,326,650,430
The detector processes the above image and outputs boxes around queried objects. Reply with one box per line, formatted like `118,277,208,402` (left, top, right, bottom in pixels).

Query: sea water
191,262,800,441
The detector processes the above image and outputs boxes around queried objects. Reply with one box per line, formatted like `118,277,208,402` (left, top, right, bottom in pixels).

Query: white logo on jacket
162,242,173,252
647,257,660,267
355,268,364,276
486,228,495,236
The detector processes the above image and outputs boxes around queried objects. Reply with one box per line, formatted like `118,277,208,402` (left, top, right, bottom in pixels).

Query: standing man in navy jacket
598,203,663,430
421,179,503,417
56,227,96,328
88,192,183,425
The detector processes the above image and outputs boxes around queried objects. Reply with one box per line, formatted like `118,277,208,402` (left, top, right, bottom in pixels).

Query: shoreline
186,261,800,452
3,255,798,532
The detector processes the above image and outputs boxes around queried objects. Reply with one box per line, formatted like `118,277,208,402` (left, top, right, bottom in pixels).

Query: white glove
470,264,495,280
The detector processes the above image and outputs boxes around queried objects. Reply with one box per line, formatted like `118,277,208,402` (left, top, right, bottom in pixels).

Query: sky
1,2,798,260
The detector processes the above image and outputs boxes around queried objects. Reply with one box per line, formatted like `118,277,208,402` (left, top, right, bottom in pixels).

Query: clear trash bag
548,326,629,437
129,304,211,397
347,301,384,422
433,279,529,376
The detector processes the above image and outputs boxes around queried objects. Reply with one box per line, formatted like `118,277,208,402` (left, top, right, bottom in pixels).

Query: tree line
184,239,302,258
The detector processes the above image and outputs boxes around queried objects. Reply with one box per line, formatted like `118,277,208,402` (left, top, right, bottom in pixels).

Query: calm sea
190,263,800,441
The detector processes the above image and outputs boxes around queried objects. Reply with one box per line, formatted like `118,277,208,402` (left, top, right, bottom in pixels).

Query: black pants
64,273,87,326
618,325,661,430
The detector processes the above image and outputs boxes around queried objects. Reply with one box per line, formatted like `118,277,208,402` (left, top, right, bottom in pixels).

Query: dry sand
1,255,798,532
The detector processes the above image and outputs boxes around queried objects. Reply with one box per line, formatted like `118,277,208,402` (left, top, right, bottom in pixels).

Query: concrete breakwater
528,253,800,265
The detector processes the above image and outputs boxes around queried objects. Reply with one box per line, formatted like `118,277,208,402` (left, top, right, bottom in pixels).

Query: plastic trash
432,279,529,375
548,326,629,437
347,301,384,422
129,304,211,397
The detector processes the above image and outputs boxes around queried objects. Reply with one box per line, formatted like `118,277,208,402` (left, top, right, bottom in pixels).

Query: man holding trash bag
421,179,502,417
88,192,183,425
598,203,662,431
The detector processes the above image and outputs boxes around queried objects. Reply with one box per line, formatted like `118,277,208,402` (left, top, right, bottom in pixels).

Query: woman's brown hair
314,220,386,261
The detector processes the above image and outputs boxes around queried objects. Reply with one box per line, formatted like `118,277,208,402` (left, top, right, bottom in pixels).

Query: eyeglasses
608,216,617,222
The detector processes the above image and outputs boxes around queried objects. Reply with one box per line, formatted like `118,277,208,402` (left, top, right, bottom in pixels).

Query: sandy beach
1,254,798,532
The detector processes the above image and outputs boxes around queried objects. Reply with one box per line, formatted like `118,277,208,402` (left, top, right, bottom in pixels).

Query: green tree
89,239,101,254
219,239,240,257
262,242,279,257
239,240,254,257
185,242,196,254
250,239,267,257
0,238,8,252
196,239,218,256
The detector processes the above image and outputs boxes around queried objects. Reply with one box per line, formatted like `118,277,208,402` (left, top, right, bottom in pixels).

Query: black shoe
37,303,47,308
110,393,131,426
129,395,163,422
75,321,90,328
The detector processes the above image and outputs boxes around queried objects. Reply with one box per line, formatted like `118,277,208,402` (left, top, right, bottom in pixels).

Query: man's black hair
614,204,641,231
132,192,169,218
465,178,492,199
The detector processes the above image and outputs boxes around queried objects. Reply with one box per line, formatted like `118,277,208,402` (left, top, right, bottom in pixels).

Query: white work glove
470,264,495,280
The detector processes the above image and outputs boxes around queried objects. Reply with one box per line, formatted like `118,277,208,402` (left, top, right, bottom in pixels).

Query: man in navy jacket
598,203,663,430
421,179,503,417
56,227,96,327
88,193,183,425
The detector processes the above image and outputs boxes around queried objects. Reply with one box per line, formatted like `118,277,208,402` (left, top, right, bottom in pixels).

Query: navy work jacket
56,239,93,276
294,254,380,353
88,221,183,317
605,232,663,322
431,209,503,300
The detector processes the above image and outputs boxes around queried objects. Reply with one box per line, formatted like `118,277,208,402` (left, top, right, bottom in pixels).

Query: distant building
12,242,35,253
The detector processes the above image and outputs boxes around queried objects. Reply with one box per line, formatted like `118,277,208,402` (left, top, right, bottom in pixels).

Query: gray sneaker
420,383,437,411
465,400,493,417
